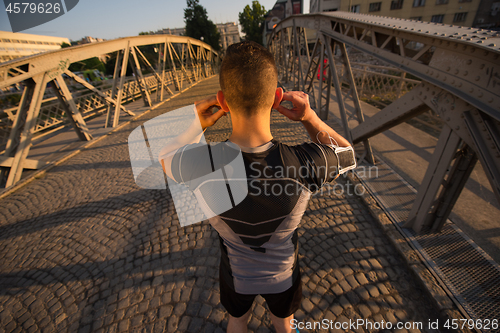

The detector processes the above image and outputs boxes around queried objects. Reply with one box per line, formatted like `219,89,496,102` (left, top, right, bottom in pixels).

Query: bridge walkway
0,75,456,332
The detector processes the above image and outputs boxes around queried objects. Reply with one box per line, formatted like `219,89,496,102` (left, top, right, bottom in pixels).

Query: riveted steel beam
0,35,219,188
269,12,500,234
129,46,152,107
3,73,48,188
0,35,218,89
50,75,93,141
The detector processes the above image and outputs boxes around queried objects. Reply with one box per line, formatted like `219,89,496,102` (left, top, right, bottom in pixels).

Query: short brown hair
219,41,278,116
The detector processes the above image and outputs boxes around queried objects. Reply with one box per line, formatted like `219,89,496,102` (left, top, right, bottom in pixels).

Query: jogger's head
218,41,281,118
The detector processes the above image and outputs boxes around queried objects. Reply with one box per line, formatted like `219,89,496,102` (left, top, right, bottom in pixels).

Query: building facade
155,28,186,36
264,0,304,45
216,22,241,51
310,0,486,27
0,31,70,63
79,36,105,44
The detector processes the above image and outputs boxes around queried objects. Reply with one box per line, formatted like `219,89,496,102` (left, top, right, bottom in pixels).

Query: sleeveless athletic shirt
170,139,339,295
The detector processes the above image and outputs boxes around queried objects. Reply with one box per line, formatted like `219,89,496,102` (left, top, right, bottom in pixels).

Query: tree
69,57,106,73
184,0,220,51
239,1,267,45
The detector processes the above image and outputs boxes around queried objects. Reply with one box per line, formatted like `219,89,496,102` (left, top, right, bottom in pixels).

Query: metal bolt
466,59,472,65
463,71,468,76
475,76,480,81
455,126,460,130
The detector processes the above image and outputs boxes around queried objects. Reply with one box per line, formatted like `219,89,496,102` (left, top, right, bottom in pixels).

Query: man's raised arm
275,91,351,147
158,96,226,180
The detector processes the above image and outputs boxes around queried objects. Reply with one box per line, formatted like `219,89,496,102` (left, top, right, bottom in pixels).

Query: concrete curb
0,75,216,201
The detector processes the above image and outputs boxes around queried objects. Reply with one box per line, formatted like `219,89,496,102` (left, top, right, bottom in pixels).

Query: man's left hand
195,96,227,130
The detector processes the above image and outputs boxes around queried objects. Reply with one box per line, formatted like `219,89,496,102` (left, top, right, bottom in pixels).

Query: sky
0,0,309,41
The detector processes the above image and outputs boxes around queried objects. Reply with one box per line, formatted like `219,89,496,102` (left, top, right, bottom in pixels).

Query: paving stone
301,298,314,313
178,316,191,331
355,272,369,286
358,304,372,319
209,309,225,324
159,305,173,319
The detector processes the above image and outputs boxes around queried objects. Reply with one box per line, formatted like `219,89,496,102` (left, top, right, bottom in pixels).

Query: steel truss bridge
0,35,218,188
268,12,500,234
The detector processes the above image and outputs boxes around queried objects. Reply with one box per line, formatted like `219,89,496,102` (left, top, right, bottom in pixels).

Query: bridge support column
405,125,462,232
323,35,350,143
337,43,374,163
129,47,152,107
0,73,48,188
106,49,123,128
427,143,478,232
50,75,93,141
112,43,131,128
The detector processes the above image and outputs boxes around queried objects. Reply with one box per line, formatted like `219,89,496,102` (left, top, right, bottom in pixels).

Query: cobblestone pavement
0,76,443,332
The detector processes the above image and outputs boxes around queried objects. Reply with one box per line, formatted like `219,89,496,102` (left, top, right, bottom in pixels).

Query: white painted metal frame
0,35,218,188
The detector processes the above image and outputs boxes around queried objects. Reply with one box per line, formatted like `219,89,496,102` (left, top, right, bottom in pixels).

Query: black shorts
219,272,303,319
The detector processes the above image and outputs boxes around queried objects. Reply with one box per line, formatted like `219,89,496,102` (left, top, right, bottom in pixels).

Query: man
159,41,351,333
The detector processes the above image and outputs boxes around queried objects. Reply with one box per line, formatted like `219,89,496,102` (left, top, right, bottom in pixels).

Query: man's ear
272,87,283,110
217,90,230,113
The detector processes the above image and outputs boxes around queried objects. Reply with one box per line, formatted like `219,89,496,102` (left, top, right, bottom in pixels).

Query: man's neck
228,112,273,148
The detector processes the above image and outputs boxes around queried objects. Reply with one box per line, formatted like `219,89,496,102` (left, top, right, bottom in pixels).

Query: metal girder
351,85,429,143
336,42,375,163
426,143,478,232
106,49,123,128
463,110,500,203
50,75,93,141
271,12,500,122
129,46,152,107
0,35,217,89
1,73,48,188
404,124,462,232
134,46,174,98
269,12,500,234
63,69,135,121
0,34,218,189
113,43,131,128
166,43,181,91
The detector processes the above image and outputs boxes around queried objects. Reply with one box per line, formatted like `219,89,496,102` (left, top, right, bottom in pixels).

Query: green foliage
69,57,106,73
139,31,154,35
239,1,266,45
0,93,22,108
61,42,71,48
184,0,220,51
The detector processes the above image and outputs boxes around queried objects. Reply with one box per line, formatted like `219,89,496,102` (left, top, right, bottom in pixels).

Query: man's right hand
275,91,315,122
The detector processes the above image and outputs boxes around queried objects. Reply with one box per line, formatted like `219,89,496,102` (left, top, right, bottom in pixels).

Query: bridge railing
268,12,500,234
0,64,212,152
0,35,219,188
